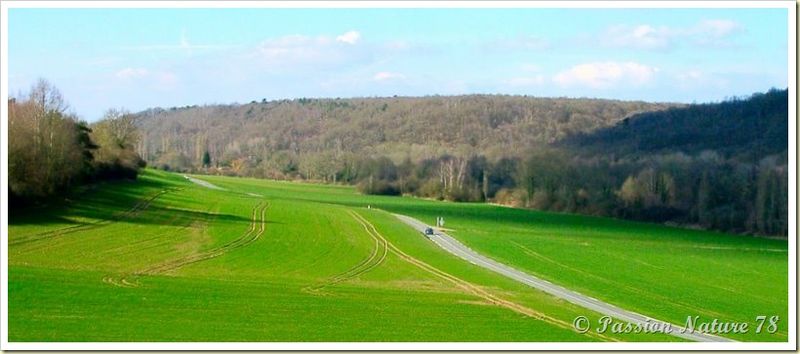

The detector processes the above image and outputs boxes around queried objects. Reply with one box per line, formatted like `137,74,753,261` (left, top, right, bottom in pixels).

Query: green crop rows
8,170,787,342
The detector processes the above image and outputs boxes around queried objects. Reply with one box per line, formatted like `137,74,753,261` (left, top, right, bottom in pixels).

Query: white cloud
675,69,730,90
373,71,405,81
696,19,740,37
254,33,370,71
603,24,671,50
115,67,149,79
692,19,742,46
600,19,742,50
336,30,361,45
553,62,658,89
114,67,178,90
121,31,234,52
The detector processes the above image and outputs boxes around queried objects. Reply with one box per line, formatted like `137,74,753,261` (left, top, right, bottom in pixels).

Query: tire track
304,210,388,293
348,211,613,342
11,188,180,246
139,201,269,275
104,200,269,287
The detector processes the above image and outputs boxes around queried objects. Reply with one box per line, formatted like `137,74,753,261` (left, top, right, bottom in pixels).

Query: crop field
8,170,787,342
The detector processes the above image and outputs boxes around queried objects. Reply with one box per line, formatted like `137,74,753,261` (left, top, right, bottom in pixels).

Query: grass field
8,169,788,342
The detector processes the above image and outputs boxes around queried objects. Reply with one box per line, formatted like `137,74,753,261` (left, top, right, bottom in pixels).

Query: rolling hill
563,88,788,160
133,95,674,171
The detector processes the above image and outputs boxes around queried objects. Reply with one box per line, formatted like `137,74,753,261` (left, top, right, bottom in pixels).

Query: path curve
105,200,269,287
183,175,226,190
356,211,612,341
393,213,735,343
303,210,388,294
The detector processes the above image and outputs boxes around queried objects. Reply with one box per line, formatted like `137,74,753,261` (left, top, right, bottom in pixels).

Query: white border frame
1,1,796,351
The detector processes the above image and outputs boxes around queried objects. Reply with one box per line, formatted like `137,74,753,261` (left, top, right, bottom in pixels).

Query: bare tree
9,79,84,197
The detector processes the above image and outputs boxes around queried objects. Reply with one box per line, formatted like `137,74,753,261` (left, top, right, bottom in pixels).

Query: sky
7,7,790,121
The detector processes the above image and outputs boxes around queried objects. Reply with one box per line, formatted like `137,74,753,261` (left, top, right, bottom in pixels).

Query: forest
134,95,672,175
8,80,145,205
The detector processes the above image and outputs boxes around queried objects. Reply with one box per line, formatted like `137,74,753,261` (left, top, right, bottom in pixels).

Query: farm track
10,188,180,246
394,213,736,342
304,210,389,294
348,211,613,342
103,200,269,287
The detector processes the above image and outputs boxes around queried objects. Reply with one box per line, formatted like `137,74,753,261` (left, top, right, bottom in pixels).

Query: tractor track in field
137,201,269,275
11,188,180,246
103,200,269,288
303,210,389,294
346,211,614,342
93,203,219,257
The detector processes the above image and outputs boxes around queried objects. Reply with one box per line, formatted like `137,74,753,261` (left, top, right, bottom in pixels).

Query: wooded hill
135,95,672,175
554,89,788,236
564,88,788,160
134,90,788,236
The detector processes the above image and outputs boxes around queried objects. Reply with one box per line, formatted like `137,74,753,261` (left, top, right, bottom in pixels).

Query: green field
8,170,788,342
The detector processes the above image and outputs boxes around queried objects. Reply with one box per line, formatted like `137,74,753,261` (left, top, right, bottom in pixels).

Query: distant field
8,170,787,342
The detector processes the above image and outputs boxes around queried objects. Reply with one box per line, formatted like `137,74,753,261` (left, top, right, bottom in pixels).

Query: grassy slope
200,174,789,342
10,169,677,342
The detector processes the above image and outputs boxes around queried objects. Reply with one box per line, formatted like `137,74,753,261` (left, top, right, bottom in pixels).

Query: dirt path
183,175,226,190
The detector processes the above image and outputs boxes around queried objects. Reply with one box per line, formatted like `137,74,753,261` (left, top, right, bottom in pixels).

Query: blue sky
8,7,789,121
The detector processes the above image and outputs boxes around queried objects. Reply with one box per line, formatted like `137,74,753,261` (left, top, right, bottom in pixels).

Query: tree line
9,79,145,205
307,144,786,236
